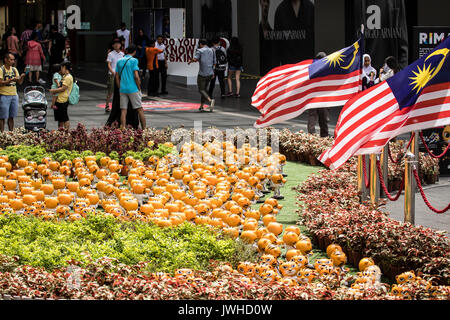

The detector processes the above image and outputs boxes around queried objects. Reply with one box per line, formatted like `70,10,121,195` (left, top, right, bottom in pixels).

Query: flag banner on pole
252,38,363,128
319,36,450,170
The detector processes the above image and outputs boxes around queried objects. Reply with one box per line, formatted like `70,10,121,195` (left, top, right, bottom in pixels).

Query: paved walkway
384,176,450,235
16,62,343,132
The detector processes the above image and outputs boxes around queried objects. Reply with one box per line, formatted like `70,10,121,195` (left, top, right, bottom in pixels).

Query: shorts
0,95,19,119
106,74,115,94
54,101,69,122
228,66,243,72
120,91,142,110
27,65,42,72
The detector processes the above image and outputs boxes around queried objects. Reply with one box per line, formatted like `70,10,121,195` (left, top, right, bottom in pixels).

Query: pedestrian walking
116,23,131,50
0,53,25,132
20,24,34,54
362,54,377,90
24,32,46,84
208,37,227,99
47,25,66,82
6,27,21,68
115,45,146,130
145,40,163,97
188,39,216,112
155,35,168,95
226,37,243,98
105,38,124,113
135,29,150,81
49,61,73,130
307,52,329,137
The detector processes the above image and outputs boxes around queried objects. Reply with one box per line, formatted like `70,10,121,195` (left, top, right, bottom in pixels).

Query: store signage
66,5,81,30
413,26,450,60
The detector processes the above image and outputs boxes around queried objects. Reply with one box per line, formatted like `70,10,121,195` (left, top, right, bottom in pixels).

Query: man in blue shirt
115,45,146,129
188,39,216,112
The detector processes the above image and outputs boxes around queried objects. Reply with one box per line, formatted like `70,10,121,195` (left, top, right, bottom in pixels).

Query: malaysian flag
252,38,363,128
319,37,450,170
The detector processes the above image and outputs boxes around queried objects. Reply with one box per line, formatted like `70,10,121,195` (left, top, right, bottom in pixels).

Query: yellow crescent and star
409,48,449,94
323,42,360,69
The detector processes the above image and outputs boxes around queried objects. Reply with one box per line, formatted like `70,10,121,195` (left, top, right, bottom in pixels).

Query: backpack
68,80,80,105
215,47,228,69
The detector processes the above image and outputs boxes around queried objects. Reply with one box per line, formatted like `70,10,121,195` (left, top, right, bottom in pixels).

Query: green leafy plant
0,214,236,273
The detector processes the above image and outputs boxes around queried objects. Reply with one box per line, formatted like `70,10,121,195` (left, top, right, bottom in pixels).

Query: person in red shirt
145,40,163,97
24,32,46,83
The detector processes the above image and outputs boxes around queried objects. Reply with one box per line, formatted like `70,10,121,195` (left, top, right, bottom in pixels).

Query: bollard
404,132,419,224
370,153,379,205
357,155,368,202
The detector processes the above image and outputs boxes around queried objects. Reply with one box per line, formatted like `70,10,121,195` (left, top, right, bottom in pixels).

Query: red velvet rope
387,133,415,165
376,159,404,201
419,131,450,159
413,169,450,214
362,156,370,188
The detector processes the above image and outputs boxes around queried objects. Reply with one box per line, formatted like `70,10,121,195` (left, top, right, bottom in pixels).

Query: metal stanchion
404,132,419,224
357,155,368,202
379,145,389,198
370,153,379,205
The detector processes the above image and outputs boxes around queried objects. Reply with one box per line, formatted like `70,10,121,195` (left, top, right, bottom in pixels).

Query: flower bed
294,161,450,285
0,124,173,156
1,256,448,300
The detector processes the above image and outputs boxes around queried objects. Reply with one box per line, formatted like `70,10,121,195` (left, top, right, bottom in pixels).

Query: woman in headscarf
362,54,377,90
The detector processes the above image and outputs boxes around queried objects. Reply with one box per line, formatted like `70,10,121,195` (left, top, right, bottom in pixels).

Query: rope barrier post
380,145,389,199
370,154,379,205
358,155,368,202
404,132,419,224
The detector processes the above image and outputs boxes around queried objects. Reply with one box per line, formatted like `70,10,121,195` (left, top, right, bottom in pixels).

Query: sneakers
38,79,46,85
234,93,241,98
225,92,234,97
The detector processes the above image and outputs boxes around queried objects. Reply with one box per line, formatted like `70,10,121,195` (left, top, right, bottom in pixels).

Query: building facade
2,0,449,75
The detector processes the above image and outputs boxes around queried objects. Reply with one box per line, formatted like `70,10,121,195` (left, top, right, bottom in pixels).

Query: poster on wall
412,26,450,61
200,0,232,40
259,0,315,76
346,0,408,70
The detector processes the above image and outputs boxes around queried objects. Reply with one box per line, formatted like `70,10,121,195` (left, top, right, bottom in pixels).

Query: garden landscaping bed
0,125,447,300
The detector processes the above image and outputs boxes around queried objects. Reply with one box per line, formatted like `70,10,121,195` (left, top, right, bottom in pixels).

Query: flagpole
370,154,379,205
404,132,419,224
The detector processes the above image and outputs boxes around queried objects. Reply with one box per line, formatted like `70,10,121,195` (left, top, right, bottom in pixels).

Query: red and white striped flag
319,37,450,170
252,39,363,128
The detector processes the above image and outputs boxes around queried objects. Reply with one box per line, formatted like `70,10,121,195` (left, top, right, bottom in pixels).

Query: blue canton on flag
309,39,362,79
387,37,450,110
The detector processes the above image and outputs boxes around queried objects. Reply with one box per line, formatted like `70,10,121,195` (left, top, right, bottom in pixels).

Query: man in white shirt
155,35,168,95
105,38,125,112
116,23,130,49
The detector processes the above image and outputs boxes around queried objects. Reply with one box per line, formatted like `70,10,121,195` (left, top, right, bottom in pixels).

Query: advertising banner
259,0,315,76
346,0,408,69
412,26,450,60
164,38,200,85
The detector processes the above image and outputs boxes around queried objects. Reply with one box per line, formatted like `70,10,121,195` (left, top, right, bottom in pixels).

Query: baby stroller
22,86,48,132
